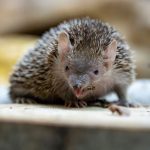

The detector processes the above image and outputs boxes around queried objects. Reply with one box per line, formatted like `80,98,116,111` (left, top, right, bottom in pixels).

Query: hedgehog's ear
58,31,72,60
103,39,117,69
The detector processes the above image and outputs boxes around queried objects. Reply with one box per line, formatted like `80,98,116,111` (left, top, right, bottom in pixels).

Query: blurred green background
0,0,150,85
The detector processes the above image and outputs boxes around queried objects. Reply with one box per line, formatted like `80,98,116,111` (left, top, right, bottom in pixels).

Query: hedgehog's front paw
14,97,37,104
64,100,87,108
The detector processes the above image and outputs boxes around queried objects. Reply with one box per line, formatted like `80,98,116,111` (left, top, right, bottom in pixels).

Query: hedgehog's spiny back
56,18,116,55
27,18,132,70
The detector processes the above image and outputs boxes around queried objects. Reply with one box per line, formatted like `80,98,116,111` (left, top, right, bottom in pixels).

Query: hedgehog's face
62,57,106,98
58,31,117,99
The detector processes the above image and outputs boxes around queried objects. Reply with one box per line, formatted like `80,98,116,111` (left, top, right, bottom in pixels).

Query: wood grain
0,104,150,131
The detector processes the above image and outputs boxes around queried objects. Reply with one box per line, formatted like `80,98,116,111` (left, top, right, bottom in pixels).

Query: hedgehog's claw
14,97,37,104
64,100,87,108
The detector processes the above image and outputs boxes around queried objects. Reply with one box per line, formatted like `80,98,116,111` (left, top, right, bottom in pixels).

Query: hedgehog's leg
14,97,38,104
114,85,129,107
114,84,139,107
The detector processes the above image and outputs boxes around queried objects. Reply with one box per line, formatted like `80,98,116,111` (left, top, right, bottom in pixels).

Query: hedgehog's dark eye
65,66,69,71
93,70,99,75
70,37,74,45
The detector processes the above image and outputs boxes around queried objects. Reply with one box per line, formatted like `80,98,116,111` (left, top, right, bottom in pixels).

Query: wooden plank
0,104,150,131
1,104,150,150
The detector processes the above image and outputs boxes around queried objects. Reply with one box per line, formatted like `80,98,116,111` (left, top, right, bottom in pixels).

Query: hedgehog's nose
72,84,83,98
73,84,82,90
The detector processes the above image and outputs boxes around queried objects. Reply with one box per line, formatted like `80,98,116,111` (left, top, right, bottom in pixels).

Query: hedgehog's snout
68,74,90,98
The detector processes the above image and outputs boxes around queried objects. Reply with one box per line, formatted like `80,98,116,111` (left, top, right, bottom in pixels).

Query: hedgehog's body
9,18,135,107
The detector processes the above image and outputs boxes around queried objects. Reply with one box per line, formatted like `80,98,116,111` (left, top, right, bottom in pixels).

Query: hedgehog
9,17,135,107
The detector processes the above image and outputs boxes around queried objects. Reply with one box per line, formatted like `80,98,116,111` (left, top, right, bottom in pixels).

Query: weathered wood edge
0,104,150,131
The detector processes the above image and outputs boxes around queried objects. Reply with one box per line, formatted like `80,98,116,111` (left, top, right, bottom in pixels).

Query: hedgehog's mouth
73,85,95,99
73,88,84,98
